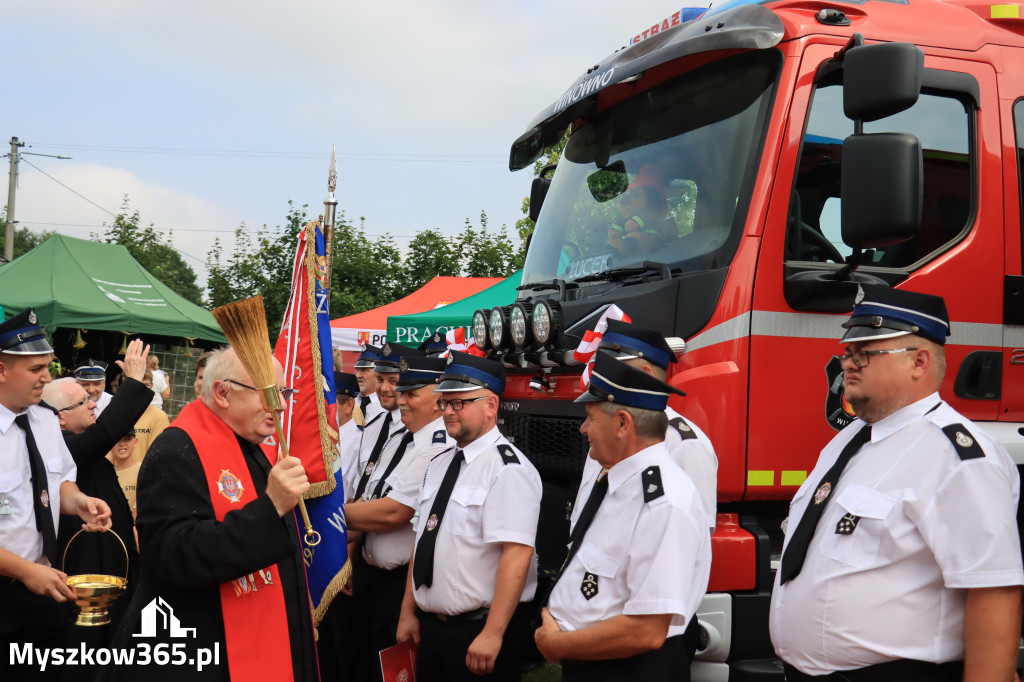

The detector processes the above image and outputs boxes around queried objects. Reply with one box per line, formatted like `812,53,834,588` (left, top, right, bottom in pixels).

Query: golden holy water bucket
62,528,129,627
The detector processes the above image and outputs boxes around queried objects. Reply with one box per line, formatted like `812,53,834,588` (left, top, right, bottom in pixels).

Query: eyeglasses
224,379,295,401
837,347,918,369
436,396,488,412
58,396,91,412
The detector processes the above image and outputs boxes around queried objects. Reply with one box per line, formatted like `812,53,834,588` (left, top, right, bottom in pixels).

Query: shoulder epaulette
432,429,447,444
497,444,520,465
642,466,665,502
941,424,985,461
668,417,697,441
38,400,58,415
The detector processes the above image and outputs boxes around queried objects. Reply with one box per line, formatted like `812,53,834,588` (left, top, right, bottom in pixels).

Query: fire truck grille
500,413,588,486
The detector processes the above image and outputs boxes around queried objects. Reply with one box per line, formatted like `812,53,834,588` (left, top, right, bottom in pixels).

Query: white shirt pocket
819,484,897,568
0,470,26,494
447,486,487,536
576,543,621,579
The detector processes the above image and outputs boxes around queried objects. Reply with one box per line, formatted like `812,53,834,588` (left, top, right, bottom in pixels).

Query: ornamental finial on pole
327,145,337,195
323,146,338,308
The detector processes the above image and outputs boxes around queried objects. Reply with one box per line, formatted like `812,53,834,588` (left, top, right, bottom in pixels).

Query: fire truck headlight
532,300,561,347
472,310,491,350
510,303,532,349
488,306,511,350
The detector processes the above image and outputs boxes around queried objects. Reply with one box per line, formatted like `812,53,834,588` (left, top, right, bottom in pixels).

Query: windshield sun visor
509,4,785,171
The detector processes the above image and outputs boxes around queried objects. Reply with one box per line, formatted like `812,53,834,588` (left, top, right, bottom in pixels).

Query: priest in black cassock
103,346,316,682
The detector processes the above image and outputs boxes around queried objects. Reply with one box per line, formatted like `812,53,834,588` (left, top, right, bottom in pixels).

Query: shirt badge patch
814,482,831,504
581,572,599,600
836,513,860,535
40,489,50,508
217,469,245,503
426,513,439,532
365,461,376,477
955,431,973,448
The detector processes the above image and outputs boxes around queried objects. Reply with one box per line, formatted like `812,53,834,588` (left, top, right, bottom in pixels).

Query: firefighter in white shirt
770,287,1024,682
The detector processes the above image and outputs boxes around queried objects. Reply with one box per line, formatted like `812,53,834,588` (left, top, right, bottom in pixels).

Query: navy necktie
413,449,464,589
354,412,393,499
539,469,609,607
370,430,414,499
779,424,872,584
15,414,58,566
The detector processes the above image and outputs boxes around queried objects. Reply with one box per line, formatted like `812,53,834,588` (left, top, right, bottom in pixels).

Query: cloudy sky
2,1,689,290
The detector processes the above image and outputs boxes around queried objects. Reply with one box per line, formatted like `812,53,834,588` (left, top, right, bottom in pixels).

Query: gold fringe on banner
312,558,353,629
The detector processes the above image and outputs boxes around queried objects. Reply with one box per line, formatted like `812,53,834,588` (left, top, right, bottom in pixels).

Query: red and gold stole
173,400,294,680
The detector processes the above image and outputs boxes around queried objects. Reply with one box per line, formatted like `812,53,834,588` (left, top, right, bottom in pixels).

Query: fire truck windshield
522,50,779,286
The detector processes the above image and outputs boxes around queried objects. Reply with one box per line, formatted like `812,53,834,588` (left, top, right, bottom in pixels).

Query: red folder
380,639,417,682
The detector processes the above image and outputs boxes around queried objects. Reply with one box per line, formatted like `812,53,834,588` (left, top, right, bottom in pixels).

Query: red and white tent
330,276,502,366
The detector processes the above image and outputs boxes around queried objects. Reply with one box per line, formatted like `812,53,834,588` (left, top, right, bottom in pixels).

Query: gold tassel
183,337,195,358
72,329,86,349
118,332,129,355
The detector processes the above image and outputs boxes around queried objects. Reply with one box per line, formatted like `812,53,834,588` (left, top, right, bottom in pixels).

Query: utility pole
3,137,72,262
4,137,23,262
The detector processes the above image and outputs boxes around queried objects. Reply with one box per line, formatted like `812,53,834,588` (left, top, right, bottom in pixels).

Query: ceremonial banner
270,218,338,493
269,218,350,624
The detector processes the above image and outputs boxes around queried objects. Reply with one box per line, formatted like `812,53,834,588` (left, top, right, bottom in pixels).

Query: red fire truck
473,0,1024,678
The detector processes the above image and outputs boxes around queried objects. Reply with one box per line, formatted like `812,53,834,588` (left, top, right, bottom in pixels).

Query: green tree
205,202,307,335
399,228,461,296
328,215,407,318
95,197,203,305
0,221,53,260
458,211,518,277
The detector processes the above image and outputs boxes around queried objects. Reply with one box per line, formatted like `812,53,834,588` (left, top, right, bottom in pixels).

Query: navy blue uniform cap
435,351,506,395
334,371,361,399
375,342,423,374
599,320,677,370
0,308,53,355
841,287,950,346
354,344,382,369
419,332,449,356
73,359,108,381
575,351,684,410
397,355,447,391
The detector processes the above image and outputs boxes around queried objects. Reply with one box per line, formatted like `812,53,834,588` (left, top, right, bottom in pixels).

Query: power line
19,220,421,239
19,157,117,218
27,143,506,163
17,160,207,266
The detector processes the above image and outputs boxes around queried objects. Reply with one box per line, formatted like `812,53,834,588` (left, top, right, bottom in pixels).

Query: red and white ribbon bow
573,305,631,389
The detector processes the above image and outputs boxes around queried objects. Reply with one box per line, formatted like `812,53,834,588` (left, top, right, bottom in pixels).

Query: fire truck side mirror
841,132,923,249
843,42,924,122
529,164,558,223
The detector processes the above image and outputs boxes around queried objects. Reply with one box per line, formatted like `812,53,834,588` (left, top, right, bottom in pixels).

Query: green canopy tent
0,234,226,343
387,270,522,346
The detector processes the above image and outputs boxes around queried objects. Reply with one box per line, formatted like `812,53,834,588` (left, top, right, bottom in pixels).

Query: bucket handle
62,528,129,581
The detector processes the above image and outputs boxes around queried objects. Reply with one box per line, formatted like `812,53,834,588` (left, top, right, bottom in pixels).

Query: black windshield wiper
573,261,672,284
517,278,580,301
